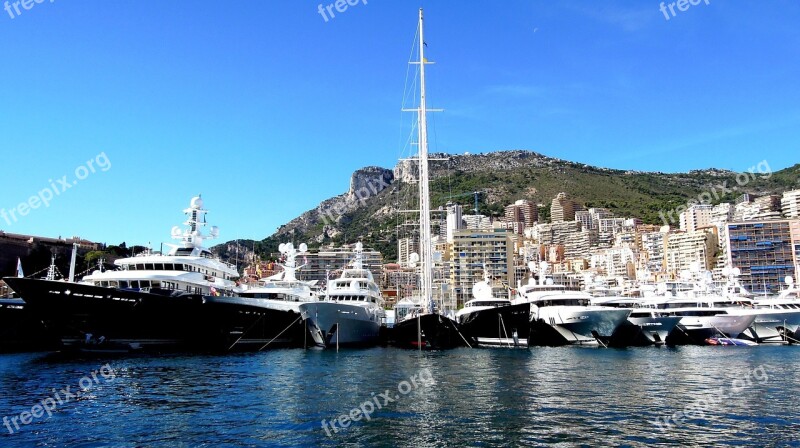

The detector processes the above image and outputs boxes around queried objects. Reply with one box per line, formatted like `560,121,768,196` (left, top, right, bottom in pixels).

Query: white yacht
298,242,385,347
235,242,318,313
643,296,756,344
512,262,631,346
589,297,682,346
734,277,800,343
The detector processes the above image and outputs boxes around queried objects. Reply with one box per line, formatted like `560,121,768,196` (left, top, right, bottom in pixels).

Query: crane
446,190,486,215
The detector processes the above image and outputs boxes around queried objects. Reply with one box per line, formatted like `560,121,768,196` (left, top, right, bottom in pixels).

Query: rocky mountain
211,150,800,263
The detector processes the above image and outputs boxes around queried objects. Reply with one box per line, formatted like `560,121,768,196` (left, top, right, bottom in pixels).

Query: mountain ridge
211,150,800,263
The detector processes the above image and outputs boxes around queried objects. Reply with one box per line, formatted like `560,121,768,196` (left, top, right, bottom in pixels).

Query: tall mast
417,8,434,312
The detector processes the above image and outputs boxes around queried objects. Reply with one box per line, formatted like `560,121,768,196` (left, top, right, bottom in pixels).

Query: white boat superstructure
82,196,240,296
223,242,319,313
299,242,385,347
512,262,631,346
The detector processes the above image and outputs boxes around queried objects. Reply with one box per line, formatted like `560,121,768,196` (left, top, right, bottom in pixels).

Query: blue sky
1,0,798,247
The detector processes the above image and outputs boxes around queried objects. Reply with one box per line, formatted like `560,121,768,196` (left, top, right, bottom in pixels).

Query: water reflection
0,346,798,446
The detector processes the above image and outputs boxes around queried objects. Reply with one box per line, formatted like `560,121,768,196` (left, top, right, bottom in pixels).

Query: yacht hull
458,303,530,348
666,314,756,345
529,307,631,346
3,277,305,352
299,302,382,348
737,309,800,343
392,313,469,350
201,296,308,350
0,298,60,352
608,316,683,347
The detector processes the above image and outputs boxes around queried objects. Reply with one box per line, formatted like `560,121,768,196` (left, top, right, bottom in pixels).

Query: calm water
0,346,799,447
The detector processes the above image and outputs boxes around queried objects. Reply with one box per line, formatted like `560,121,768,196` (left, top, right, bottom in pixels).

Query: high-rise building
639,230,667,274
551,192,581,222
450,229,514,305
574,207,613,232
534,221,595,260
782,189,800,218
504,199,538,228
590,247,636,278
664,229,718,275
680,204,713,232
445,202,464,242
725,220,800,294
397,235,419,268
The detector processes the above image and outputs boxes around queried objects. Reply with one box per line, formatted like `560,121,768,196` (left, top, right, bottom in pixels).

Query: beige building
782,189,800,219
551,192,581,223
450,229,514,305
664,229,718,275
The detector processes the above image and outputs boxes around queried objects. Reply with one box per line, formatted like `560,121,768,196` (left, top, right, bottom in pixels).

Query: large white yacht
730,277,800,343
589,297,682,346
511,262,631,346
298,242,385,347
642,296,756,344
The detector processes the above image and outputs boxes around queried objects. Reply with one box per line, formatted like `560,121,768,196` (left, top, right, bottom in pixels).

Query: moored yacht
512,263,631,346
456,269,528,347
204,242,318,350
298,242,385,348
4,196,242,352
644,297,756,345
589,297,682,347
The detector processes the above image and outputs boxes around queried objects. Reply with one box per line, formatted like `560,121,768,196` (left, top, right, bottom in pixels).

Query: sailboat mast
417,8,434,312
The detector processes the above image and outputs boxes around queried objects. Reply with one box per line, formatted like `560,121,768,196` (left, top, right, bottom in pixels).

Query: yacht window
140,281,150,288
145,263,154,270
155,264,164,270
129,265,137,271
151,281,161,288
120,281,129,289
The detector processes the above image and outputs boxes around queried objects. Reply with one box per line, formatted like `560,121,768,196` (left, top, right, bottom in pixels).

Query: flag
16,258,23,278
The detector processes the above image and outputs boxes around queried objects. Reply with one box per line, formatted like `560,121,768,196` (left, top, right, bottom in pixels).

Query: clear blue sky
1,0,798,247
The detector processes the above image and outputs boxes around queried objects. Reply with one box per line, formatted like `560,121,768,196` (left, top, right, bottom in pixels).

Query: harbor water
1,346,798,447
